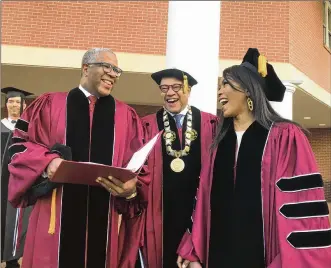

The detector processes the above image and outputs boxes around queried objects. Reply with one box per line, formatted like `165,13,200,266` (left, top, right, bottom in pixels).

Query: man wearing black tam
177,49,331,268
1,87,33,268
138,68,218,267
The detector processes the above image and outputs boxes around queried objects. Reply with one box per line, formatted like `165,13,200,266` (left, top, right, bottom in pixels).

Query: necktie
174,114,184,128
88,95,97,160
11,120,17,124
88,95,97,130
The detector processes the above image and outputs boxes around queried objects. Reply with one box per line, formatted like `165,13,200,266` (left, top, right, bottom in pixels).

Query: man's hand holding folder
96,175,138,199
49,132,161,199
47,158,64,179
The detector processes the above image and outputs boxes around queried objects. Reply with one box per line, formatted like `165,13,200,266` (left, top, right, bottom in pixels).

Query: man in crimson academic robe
138,69,218,268
7,48,149,268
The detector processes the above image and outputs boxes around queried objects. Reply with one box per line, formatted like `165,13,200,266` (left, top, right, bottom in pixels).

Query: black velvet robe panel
209,121,268,268
59,88,115,268
156,107,201,268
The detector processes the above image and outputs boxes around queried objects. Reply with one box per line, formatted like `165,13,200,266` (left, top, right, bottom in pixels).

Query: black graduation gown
1,124,32,262
1,123,11,259
1,122,11,157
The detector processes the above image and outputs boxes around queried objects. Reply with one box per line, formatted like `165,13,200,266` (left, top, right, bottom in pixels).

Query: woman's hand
188,262,202,268
177,256,202,268
177,256,190,268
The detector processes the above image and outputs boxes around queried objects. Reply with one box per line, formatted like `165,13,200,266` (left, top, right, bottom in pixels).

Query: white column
270,82,296,120
166,1,221,115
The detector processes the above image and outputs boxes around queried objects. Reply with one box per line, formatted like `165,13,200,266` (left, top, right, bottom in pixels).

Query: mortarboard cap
241,48,286,102
151,68,197,93
1,87,33,101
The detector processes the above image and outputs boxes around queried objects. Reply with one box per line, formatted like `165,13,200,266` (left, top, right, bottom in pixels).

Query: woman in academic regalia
177,48,331,268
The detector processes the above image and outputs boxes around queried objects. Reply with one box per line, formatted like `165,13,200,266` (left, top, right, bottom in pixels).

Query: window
323,0,331,49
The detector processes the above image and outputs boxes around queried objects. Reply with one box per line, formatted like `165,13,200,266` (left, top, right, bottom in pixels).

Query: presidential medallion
162,107,198,173
170,158,185,172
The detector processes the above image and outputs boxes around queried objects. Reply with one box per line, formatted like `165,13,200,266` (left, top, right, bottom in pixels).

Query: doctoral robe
178,121,331,268
7,88,149,268
141,107,217,268
1,119,12,157
1,122,32,263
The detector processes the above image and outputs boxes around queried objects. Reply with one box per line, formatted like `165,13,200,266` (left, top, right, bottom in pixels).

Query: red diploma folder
50,132,161,186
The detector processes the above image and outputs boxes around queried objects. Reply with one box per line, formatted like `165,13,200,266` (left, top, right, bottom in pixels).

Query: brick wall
2,1,291,62
3,0,330,91
308,128,331,201
289,1,331,91
1,1,168,55
308,128,331,181
219,1,290,62
219,0,331,92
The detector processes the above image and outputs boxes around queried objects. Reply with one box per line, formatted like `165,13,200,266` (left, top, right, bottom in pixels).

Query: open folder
50,132,161,186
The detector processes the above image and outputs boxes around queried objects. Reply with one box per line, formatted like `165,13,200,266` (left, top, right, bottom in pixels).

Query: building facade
1,1,331,210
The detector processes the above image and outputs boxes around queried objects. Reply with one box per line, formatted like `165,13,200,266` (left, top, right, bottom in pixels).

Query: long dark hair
212,65,307,148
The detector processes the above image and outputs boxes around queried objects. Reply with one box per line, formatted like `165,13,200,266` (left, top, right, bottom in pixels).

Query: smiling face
218,77,249,118
160,77,190,114
81,51,119,97
6,97,26,118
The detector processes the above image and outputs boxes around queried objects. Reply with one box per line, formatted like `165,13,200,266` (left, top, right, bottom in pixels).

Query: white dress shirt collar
79,85,92,98
165,105,189,117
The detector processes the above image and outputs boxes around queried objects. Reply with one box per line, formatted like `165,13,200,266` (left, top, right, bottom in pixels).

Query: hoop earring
247,97,254,111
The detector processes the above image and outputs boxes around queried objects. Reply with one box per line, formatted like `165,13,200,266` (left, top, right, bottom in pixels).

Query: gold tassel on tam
48,188,57,235
258,55,268,77
183,74,189,93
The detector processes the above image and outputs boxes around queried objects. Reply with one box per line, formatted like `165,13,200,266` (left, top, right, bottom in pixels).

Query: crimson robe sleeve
177,185,201,262
177,232,200,262
8,94,62,208
177,114,219,264
116,109,151,268
114,108,150,218
268,123,331,267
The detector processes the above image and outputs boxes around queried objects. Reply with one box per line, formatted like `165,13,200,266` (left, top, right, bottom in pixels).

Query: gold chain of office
162,106,198,172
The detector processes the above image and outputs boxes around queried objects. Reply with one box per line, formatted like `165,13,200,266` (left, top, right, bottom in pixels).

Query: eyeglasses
159,84,183,93
88,62,123,77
